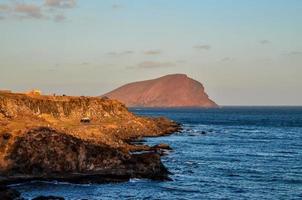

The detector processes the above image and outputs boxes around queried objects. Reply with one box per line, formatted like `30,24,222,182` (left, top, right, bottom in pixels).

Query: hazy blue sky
0,0,301,105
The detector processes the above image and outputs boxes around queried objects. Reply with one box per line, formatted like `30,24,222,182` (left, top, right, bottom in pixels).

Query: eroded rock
0,92,181,185
1,127,170,184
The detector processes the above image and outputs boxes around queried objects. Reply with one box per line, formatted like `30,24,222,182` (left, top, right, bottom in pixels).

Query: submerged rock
0,185,23,200
201,131,207,135
152,143,172,150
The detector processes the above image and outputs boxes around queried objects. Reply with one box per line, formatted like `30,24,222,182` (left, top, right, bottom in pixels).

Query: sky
0,0,301,105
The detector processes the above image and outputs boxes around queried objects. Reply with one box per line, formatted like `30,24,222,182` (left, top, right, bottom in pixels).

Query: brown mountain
102,74,218,107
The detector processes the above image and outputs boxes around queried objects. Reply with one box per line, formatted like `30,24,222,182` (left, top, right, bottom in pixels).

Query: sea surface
13,107,302,200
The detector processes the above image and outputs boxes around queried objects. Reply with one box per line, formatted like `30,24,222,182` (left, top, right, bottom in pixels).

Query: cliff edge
0,92,180,184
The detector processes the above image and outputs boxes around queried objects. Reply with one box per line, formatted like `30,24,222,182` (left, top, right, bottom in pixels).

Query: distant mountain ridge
102,74,218,108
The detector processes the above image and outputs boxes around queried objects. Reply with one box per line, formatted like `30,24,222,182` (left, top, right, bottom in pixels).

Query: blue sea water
13,107,302,200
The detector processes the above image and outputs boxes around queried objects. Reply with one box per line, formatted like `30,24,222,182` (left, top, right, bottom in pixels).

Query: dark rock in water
188,130,207,136
151,144,172,156
0,128,170,184
130,138,147,145
125,153,171,180
32,196,65,200
156,149,171,156
152,143,172,150
8,127,126,175
0,185,23,200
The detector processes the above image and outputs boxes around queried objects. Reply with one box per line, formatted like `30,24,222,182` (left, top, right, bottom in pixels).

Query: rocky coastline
0,91,181,199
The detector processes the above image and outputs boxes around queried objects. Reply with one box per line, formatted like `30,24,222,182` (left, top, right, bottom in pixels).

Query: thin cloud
143,50,162,55
107,51,134,56
137,61,176,69
112,4,123,9
193,45,211,50
14,3,44,19
0,4,9,12
0,1,76,21
80,62,90,66
221,57,234,62
287,51,302,56
259,40,271,45
54,14,65,22
45,0,76,9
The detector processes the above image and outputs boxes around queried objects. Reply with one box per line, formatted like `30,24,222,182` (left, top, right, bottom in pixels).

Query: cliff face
0,92,130,120
102,74,218,107
0,92,180,184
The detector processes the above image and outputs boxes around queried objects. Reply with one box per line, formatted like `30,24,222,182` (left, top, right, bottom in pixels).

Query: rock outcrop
102,74,218,107
0,92,180,185
0,185,23,200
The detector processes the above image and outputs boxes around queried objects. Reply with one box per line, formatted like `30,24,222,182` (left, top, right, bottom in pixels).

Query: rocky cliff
0,92,180,184
102,74,218,107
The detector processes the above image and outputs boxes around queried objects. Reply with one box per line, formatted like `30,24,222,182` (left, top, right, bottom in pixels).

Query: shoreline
0,92,181,189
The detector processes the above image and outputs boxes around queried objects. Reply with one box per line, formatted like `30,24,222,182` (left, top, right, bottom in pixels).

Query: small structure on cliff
80,117,91,123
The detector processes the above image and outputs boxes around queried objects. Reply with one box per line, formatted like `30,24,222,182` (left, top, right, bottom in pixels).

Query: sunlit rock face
103,74,218,108
0,92,180,184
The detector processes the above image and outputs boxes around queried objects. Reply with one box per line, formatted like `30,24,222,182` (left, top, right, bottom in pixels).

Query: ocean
13,107,302,199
